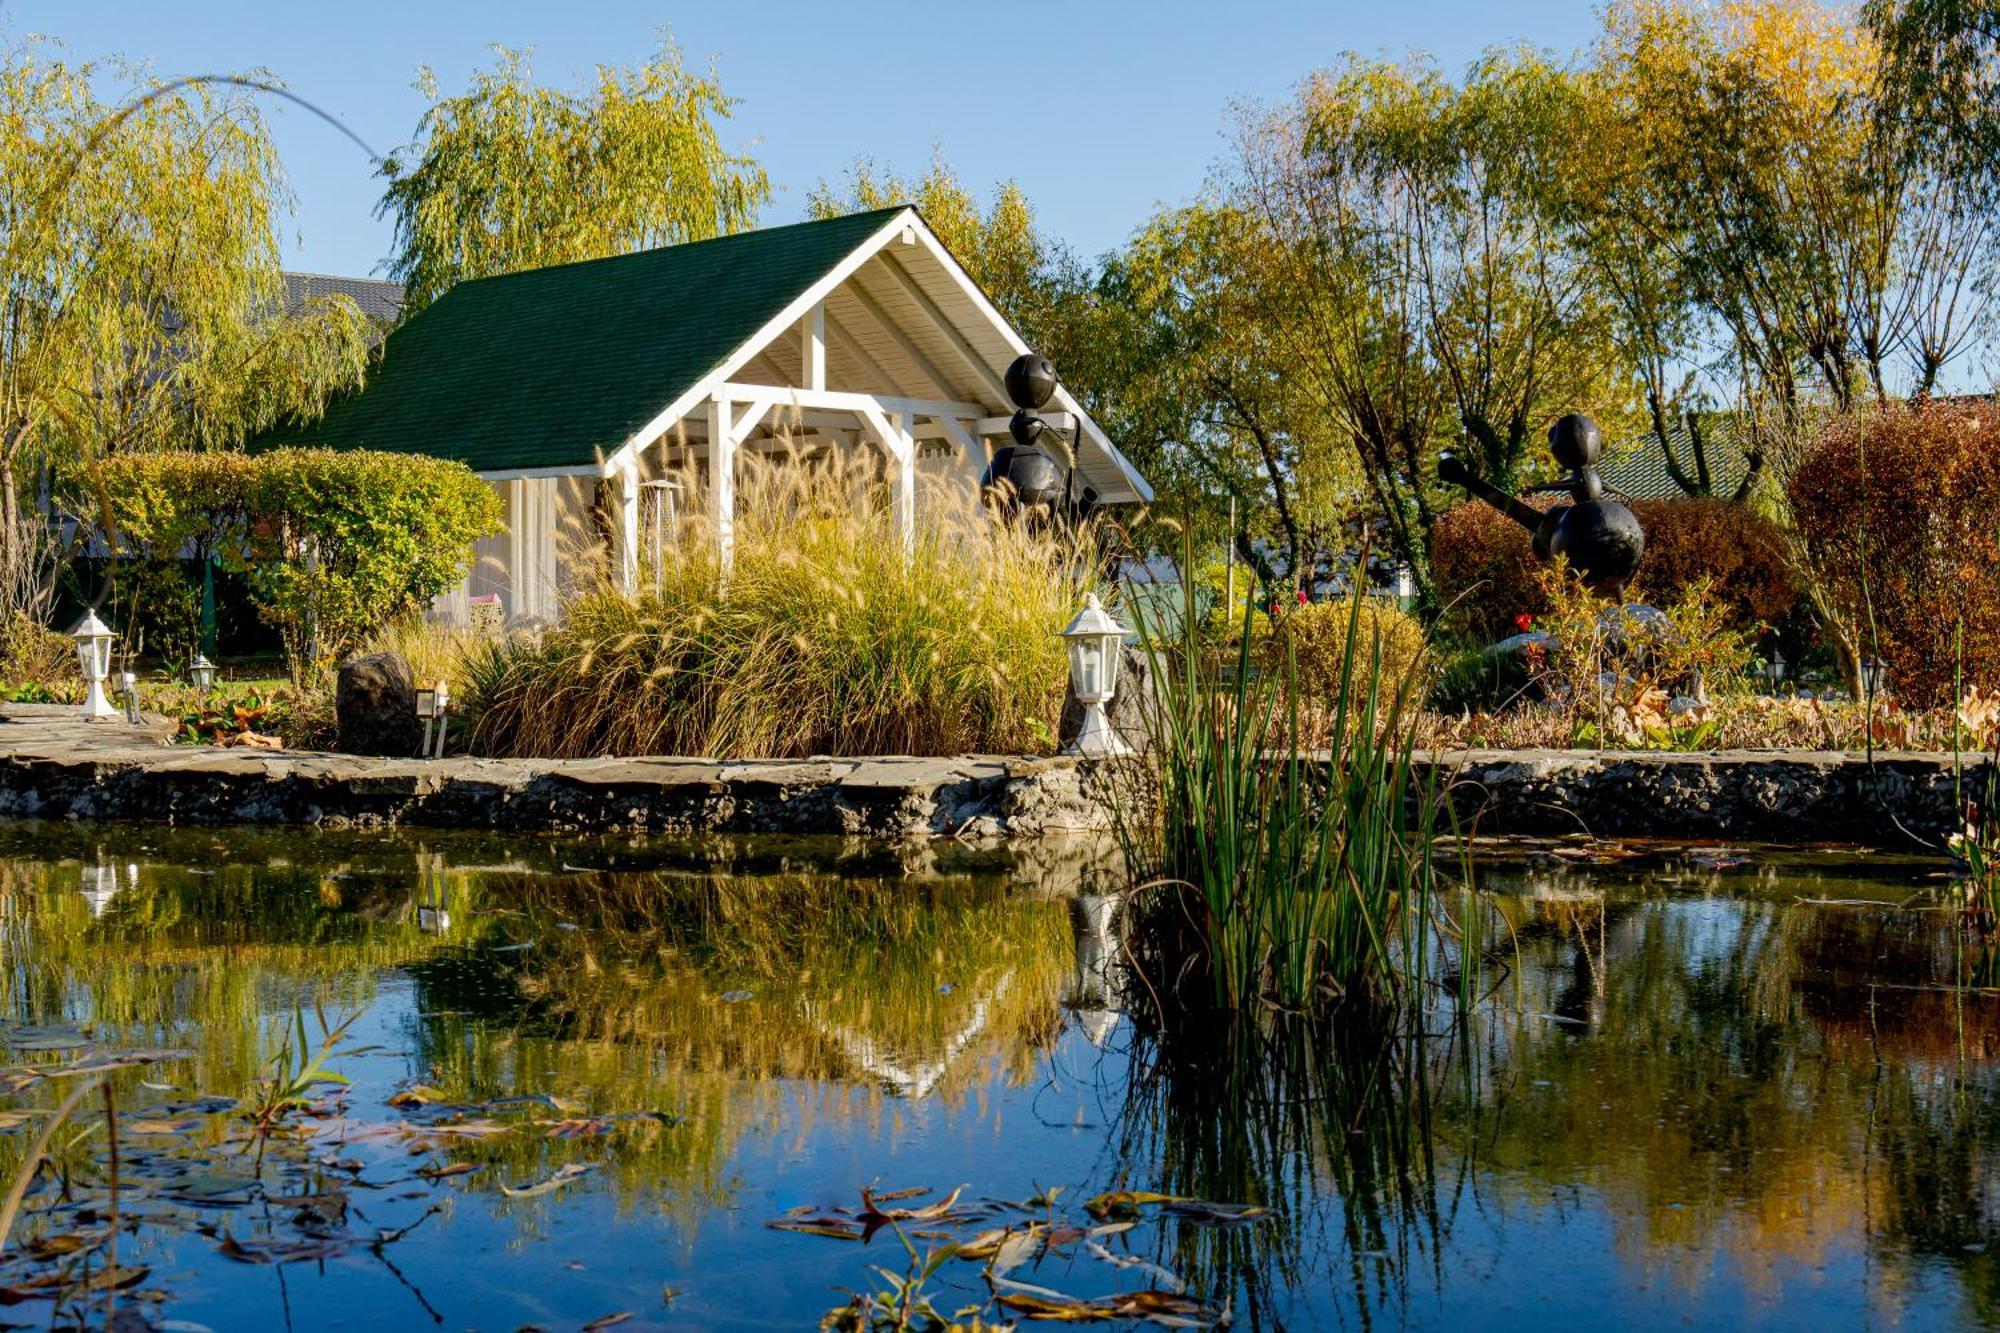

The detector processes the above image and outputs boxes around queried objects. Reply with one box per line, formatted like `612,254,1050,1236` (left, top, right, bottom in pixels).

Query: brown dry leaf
1082,1189,1184,1221
994,1292,1110,1322
764,1215,864,1241
124,1118,194,1136
25,1232,101,1260
1161,1200,1271,1226
581,1315,633,1331
416,1162,481,1180
499,1162,592,1198
387,1085,447,1108
858,1183,963,1223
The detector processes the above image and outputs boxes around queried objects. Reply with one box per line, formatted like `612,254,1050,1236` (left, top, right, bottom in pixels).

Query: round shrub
1789,403,2000,707
1429,497,1557,642
1429,496,1797,642
1265,597,1428,704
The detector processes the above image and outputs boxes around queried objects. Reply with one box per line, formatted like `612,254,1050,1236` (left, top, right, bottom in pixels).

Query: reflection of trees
1459,886,2000,1324
0,842,1082,1236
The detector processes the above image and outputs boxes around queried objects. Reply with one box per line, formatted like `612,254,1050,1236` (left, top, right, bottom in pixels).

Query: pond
0,823,1992,1330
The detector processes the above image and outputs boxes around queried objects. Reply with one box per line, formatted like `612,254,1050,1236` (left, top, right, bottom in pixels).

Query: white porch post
893,410,915,556
707,393,736,576
803,302,825,392
616,460,640,593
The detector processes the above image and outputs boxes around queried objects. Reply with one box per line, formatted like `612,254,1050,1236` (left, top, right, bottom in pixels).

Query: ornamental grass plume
464,449,1100,759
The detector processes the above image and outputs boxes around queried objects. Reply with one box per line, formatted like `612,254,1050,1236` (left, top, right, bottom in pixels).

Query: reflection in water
0,828,1992,1328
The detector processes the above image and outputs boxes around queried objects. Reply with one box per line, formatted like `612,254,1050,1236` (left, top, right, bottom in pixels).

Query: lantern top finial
1061,593,1125,641
71,610,113,640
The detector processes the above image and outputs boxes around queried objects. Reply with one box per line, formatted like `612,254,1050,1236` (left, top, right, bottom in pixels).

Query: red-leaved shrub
1430,496,1797,642
1789,402,2000,708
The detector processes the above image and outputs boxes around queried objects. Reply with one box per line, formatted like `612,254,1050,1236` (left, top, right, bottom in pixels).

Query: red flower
1297,588,1309,604
1514,612,1535,633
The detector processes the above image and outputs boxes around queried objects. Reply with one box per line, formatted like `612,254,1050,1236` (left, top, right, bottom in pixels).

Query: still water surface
0,824,1992,1330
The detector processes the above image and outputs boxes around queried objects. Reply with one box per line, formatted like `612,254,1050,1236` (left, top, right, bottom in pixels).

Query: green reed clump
1116,557,1455,1014
464,455,1096,759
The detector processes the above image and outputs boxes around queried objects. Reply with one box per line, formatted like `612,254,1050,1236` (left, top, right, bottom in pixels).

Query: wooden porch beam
715,382,983,422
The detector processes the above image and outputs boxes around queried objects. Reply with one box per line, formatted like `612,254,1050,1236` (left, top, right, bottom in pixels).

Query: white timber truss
592,207,1150,585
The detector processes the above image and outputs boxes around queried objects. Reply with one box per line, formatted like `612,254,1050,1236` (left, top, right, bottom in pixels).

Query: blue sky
20,2,1603,278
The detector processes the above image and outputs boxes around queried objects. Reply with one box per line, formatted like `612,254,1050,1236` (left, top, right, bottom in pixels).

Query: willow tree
1588,0,1995,481
379,42,770,314
807,156,1047,326
1220,51,1626,599
0,46,373,585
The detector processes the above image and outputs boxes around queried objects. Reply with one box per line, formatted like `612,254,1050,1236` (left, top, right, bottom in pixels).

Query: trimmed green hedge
80,449,501,673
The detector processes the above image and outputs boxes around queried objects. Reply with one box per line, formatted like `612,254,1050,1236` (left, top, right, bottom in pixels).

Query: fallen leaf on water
581,1315,633,1331
40,1049,192,1077
25,1232,101,1260
416,1162,481,1180
499,1162,592,1198
0,1025,88,1052
541,1117,616,1140
387,1085,447,1108
124,1118,195,1136
1082,1189,1184,1221
859,1184,963,1224
1161,1200,1270,1226
765,1216,864,1241
1084,1239,1183,1292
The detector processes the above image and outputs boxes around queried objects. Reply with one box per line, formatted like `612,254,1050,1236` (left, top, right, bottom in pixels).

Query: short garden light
417,680,452,759
71,611,118,719
189,654,217,691
1060,593,1133,757
119,671,140,725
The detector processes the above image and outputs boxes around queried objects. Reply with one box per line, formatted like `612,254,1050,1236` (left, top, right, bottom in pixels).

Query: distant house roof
250,209,1152,502
282,272,404,325
1599,413,1756,501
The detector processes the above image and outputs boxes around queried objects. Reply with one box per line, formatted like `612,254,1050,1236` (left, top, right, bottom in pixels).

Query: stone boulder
1059,643,1160,755
336,652,422,757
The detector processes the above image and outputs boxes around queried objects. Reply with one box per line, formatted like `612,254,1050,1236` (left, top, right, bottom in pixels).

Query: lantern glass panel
1068,639,1101,700
1097,632,1122,698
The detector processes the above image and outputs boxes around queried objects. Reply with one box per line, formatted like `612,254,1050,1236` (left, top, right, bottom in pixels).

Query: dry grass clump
465,454,1098,759
1267,597,1428,703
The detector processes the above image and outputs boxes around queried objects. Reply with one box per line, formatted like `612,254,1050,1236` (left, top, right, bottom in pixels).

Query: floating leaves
773,1182,1261,1328
500,1162,594,1199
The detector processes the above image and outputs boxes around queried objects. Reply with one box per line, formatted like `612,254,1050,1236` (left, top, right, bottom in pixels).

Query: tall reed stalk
1115,545,1457,1014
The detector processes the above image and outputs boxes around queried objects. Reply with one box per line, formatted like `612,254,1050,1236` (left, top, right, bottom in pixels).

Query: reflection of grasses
1112,1011,1453,1322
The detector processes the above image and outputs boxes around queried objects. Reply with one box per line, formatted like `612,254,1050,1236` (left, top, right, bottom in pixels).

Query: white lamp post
189,654,217,691
71,611,119,719
119,671,140,724
1060,593,1133,757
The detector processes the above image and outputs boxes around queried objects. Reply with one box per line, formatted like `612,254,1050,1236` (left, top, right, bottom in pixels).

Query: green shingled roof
256,208,906,472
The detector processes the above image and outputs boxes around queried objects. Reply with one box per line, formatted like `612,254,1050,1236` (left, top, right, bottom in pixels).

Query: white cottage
267,206,1151,625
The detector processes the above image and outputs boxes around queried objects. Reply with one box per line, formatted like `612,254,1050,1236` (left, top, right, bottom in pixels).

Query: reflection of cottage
810,974,1013,1100
79,859,136,918
262,208,1151,625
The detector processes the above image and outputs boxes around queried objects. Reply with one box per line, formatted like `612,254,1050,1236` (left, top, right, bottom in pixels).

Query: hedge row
80,449,501,671
1430,495,1798,643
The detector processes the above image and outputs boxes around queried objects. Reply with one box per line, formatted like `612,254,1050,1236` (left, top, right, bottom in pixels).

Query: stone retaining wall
1,706,1988,846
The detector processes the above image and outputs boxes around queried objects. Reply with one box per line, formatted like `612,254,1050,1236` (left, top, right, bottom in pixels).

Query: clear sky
19,1,1604,278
